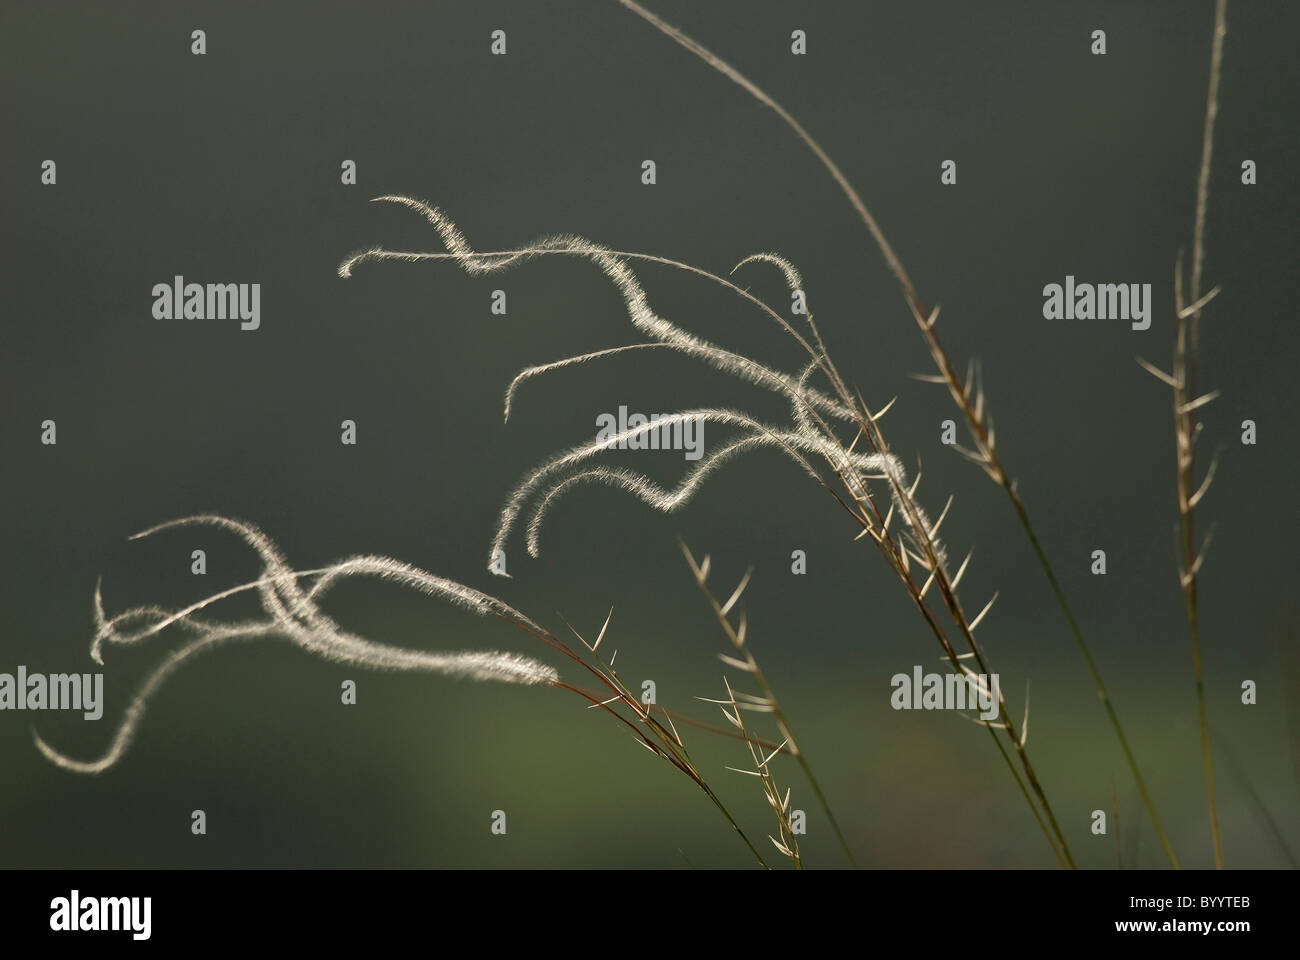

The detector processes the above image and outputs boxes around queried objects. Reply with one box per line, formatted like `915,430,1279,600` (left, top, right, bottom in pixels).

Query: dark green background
2,0,1297,868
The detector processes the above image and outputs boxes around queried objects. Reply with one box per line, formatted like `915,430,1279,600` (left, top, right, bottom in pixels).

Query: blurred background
2,0,1297,868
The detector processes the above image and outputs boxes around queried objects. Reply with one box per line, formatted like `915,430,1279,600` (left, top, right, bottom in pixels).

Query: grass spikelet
685,544,856,868
1168,0,1229,869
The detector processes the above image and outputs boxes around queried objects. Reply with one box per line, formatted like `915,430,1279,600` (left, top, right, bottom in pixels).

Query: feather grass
37,519,771,866
343,198,1075,864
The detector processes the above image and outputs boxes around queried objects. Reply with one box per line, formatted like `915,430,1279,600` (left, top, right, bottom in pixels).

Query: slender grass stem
1006,490,1180,868
1176,0,1228,870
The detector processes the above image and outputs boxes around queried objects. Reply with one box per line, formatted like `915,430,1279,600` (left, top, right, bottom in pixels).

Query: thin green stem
1006,488,1180,868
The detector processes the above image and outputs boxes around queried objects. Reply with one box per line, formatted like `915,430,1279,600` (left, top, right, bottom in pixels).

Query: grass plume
343,200,1074,865
36,518,771,866
36,515,556,775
